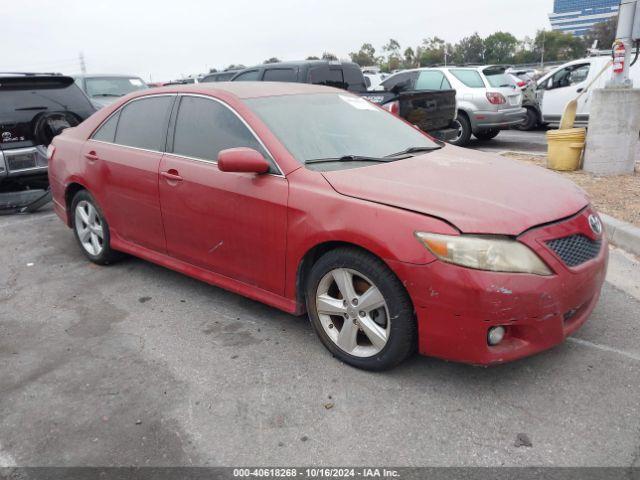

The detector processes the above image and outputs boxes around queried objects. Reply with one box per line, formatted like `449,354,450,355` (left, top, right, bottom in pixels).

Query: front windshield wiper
305,155,390,165
92,93,124,97
385,146,443,158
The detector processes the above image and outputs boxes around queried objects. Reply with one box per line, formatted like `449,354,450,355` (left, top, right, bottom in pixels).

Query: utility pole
607,0,639,87
79,52,86,74
583,0,640,176
540,30,545,68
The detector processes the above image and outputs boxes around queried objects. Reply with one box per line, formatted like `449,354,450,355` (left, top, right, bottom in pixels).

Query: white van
537,54,640,128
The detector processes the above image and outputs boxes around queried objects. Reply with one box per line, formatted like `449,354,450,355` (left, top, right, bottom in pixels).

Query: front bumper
388,207,609,365
472,107,527,130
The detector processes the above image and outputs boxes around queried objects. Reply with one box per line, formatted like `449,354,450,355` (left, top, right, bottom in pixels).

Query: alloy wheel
315,268,390,358
75,200,104,256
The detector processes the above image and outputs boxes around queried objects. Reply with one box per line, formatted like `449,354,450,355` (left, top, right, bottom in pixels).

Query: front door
540,63,591,123
158,95,288,294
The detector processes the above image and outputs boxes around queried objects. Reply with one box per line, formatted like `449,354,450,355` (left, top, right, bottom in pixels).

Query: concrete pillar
583,88,640,175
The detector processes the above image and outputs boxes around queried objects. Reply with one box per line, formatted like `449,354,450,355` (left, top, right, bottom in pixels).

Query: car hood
321,146,590,235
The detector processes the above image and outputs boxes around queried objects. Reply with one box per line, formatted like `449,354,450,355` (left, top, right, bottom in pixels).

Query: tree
349,43,378,66
208,68,218,73
417,37,446,66
403,47,417,69
452,33,485,65
263,57,281,64
382,38,402,71
225,64,246,71
584,16,618,50
534,30,585,63
483,31,518,64
321,52,338,61
306,55,320,60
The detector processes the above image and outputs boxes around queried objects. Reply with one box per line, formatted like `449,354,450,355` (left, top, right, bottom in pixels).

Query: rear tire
71,190,121,265
515,107,539,131
474,129,501,141
305,248,416,371
448,114,472,147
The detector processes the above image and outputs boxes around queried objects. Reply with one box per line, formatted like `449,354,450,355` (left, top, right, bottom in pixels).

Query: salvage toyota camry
48,82,608,370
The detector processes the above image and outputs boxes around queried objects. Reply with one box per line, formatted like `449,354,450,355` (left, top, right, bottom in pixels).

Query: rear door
82,94,174,252
158,95,288,294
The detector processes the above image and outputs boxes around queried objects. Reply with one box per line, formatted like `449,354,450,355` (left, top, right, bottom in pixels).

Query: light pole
607,0,640,87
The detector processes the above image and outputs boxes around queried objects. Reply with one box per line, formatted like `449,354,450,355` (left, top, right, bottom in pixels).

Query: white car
364,73,388,91
536,54,640,128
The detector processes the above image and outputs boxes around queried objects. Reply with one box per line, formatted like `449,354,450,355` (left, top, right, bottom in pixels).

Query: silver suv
424,66,526,146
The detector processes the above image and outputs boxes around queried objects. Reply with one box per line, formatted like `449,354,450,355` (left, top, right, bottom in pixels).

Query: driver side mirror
218,148,270,174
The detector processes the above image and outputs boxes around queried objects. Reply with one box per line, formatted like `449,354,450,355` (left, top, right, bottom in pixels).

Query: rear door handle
85,151,99,162
161,170,183,182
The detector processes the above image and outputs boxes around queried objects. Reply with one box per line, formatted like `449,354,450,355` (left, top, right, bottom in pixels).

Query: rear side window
172,96,268,164
114,96,173,151
415,71,451,90
263,68,297,82
233,70,261,81
309,67,346,89
92,111,120,142
449,69,485,88
342,66,367,92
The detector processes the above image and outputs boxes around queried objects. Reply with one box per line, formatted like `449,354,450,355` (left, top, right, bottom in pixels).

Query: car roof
72,73,144,79
141,81,339,99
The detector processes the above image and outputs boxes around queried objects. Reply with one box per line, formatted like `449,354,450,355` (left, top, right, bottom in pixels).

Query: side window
548,64,590,90
415,71,447,91
441,75,452,90
172,96,269,166
343,66,367,92
309,67,346,89
92,111,120,143
263,68,297,82
449,69,485,88
114,96,173,151
233,70,261,81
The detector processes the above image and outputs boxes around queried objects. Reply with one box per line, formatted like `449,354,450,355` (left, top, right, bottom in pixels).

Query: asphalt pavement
1,206,639,467
468,129,548,155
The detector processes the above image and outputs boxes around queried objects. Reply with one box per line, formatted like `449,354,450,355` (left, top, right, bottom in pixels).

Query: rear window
201,72,237,83
449,69,485,88
0,76,94,114
263,68,297,82
482,68,513,88
85,77,147,98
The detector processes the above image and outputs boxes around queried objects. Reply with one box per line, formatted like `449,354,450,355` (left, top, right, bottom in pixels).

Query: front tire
305,248,416,371
71,190,120,265
515,107,539,131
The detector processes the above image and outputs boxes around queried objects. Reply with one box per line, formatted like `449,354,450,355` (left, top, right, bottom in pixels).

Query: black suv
231,60,368,92
0,73,95,190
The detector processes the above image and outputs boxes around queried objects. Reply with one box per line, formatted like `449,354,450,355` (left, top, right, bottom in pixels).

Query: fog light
487,326,506,346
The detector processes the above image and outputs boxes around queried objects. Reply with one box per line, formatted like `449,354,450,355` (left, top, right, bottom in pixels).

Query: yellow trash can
546,128,586,171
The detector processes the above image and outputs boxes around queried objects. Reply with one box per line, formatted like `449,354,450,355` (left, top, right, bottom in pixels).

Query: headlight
415,232,552,276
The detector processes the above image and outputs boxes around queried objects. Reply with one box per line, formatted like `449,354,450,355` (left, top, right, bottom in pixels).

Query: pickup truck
230,60,457,140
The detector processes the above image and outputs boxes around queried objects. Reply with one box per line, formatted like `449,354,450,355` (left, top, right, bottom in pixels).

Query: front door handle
161,169,183,182
85,151,99,162
576,87,584,93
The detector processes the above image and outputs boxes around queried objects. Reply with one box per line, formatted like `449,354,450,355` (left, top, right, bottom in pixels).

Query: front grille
546,234,601,267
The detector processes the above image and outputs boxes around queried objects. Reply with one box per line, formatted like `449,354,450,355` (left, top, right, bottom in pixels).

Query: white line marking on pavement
0,212,56,229
568,337,640,362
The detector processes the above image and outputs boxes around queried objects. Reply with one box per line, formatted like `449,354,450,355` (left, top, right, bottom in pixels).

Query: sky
2,0,554,82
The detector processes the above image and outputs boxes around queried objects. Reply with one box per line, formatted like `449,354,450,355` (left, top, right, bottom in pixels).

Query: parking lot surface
469,129,548,155
1,206,639,467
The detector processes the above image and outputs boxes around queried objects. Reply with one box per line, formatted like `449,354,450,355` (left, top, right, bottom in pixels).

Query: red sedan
48,83,608,370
